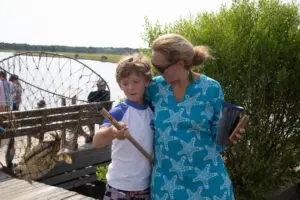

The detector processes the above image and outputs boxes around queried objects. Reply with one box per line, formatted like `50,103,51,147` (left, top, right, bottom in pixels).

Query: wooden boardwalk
0,171,96,200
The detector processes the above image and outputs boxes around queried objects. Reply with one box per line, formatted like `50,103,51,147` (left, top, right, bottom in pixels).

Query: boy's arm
92,126,115,148
93,122,128,148
92,103,127,148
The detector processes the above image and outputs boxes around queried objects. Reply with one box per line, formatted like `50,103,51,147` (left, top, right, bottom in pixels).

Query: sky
0,0,298,48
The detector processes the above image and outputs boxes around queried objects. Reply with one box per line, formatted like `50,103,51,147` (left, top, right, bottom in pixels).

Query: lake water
0,52,124,109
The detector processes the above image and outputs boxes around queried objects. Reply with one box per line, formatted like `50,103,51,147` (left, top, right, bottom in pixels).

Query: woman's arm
211,82,225,151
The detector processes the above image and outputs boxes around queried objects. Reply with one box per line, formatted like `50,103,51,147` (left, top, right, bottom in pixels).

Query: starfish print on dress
195,78,219,95
153,98,168,115
204,145,219,166
157,127,176,151
161,175,184,199
169,157,193,180
177,138,203,163
220,173,232,194
156,83,171,103
155,194,168,200
193,164,218,189
213,191,228,200
155,145,169,168
177,93,203,115
187,187,210,200
212,87,224,103
163,109,189,131
152,164,161,177
187,119,207,139
201,102,214,119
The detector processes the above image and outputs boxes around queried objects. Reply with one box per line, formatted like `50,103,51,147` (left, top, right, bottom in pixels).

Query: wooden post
60,97,66,150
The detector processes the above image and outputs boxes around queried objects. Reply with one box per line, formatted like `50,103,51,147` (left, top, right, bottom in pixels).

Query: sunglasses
151,61,176,74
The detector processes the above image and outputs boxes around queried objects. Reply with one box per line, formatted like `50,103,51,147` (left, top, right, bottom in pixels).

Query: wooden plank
0,118,97,139
63,194,95,200
1,181,49,198
41,148,111,178
41,162,108,186
46,190,78,200
0,173,96,200
0,101,112,119
1,112,103,128
57,174,98,189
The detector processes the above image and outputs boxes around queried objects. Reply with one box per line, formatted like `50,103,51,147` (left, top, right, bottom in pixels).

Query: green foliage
143,0,300,199
96,164,109,184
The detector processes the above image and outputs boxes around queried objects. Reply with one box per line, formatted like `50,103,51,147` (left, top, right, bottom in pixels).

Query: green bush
96,164,109,184
143,0,300,199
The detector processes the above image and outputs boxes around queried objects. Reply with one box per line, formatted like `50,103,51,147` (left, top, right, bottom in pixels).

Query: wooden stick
101,108,153,164
229,115,249,142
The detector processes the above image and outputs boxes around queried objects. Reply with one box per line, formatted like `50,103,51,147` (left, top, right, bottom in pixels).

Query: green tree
143,0,300,199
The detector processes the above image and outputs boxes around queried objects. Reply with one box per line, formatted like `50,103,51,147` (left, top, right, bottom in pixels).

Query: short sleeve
101,103,127,127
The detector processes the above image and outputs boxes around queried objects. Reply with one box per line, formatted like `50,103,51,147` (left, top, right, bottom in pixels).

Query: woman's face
151,51,186,84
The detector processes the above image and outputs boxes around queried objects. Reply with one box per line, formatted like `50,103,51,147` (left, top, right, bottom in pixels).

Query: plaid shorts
103,184,150,200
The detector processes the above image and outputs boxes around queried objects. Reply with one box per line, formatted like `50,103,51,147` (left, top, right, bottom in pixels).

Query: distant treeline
0,42,144,54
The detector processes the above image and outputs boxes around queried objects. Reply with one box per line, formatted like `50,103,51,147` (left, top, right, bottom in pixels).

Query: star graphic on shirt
187,119,208,139
177,138,203,163
153,98,168,115
155,194,168,200
163,109,189,131
203,145,219,166
156,83,171,103
193,164,218,189
161,175,184,199
169,157,193,180
220,173,232,194
213,191,228,200
178,93,203,115
157,127,176,151
201,102,214,119
195,77,219,96
187,187,210,200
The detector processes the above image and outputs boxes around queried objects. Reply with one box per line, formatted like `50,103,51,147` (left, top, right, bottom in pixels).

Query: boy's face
119,73,149,105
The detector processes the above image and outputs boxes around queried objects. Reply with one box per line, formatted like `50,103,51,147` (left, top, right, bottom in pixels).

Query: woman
147,34,242,199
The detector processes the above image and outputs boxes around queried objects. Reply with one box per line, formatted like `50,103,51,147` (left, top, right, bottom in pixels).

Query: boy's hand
112,122,128,140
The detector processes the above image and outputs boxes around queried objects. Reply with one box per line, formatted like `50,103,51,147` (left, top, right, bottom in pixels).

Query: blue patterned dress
146,74,235,200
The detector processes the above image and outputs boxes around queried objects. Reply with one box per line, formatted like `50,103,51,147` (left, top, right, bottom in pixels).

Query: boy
93,54,153,200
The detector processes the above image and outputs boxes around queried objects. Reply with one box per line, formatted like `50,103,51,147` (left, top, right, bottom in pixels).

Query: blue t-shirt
147,75,235,200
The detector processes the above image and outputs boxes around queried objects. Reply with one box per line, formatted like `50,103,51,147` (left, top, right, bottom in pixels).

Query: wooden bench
0,101,113,189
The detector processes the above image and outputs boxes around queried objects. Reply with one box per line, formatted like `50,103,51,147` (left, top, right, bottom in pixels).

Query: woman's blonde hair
152,33,212,69
116,54,152,83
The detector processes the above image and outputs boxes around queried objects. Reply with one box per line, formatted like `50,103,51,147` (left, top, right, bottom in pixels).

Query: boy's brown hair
116,54,152,83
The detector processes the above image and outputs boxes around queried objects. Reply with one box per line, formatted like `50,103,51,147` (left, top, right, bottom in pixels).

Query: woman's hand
112,122,128,140
229,128,245,144
229,115,249,144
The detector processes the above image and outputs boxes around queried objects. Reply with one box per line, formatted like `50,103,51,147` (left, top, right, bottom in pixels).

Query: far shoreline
0,50,122,63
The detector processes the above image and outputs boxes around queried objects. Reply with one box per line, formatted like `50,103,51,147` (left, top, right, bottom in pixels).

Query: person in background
88,78,110,103
0,71,11,112
37,99,46,109
86,78,110,142
9,74,22,111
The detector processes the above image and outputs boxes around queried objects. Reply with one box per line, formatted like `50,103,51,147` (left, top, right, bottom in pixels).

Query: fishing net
0,52,111,180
